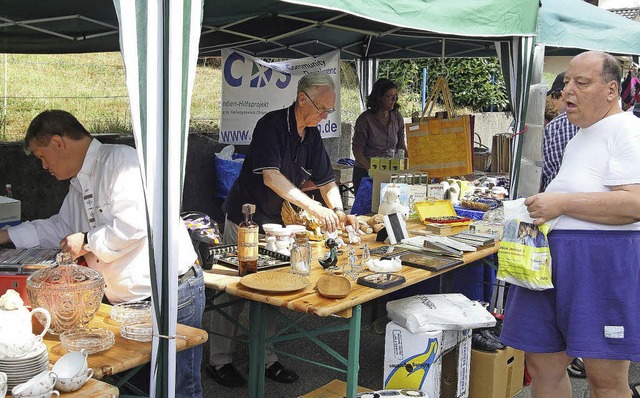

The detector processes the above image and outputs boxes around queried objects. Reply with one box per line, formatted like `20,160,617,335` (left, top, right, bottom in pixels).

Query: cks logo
385,338,439,390
223,52,291,89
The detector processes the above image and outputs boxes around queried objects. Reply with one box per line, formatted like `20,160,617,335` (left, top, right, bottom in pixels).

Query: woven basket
473,133,491,172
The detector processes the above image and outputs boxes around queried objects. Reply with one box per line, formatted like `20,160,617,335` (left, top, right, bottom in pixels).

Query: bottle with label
5,184,13,198
237,203,258,276
290,231,311,276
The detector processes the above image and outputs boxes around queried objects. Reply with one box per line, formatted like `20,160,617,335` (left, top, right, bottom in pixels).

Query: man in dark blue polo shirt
206,72,358,387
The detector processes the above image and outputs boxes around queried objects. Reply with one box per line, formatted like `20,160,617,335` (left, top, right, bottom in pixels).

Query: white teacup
11,370,57,397
54,367,93,393
52,349,89,379
0,333,43,359
262,223,282,238
0,371,7,398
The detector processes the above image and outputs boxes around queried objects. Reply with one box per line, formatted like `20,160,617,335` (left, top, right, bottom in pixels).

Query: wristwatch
332,207,345,213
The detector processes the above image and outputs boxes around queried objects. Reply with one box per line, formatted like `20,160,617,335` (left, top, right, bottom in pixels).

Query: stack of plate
0,342,49,389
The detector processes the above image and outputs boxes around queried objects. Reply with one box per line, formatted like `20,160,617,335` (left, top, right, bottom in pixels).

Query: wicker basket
473,133,491,172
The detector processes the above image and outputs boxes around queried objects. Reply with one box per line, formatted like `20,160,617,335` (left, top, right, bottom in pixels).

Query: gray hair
599,52,622,94
297,72,335,94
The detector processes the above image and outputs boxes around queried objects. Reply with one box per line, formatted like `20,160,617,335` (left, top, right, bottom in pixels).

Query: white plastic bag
386,293,496,333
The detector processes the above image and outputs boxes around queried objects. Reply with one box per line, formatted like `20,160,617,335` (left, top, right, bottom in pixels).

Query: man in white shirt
0,110,205,397
501,52,640,398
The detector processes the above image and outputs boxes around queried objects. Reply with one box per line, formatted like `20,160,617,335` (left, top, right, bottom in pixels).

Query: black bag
181,211,222,270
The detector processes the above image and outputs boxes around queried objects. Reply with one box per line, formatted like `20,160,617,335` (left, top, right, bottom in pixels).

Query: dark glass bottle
238,203,258,276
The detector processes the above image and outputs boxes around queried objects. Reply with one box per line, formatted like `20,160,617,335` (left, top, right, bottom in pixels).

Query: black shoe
472,330,505,352
265,361,298,383
567,358,586,378
481,329,505,349
630,382,640,398
206,363,246,387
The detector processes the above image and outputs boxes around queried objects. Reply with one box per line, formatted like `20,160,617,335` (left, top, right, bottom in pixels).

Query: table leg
248,300,267,397
345,304,361,398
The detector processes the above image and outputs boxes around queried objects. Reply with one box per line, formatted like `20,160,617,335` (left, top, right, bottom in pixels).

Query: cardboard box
0,195,21,228
469,347,524,398
301,379,372,398
383,322,471,398
372,169,429,212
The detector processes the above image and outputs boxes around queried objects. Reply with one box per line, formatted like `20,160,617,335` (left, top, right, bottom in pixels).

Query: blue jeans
176,264,206,398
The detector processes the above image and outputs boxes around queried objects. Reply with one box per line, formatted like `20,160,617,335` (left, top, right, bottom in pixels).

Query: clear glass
120,318,153,342
290,232,311,276
343,246,361,280
60,327,115,354
26,253,105,334
110,301,152,324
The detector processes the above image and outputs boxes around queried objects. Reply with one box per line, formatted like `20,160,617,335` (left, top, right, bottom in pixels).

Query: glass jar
290,232,311,276
26,252,105,334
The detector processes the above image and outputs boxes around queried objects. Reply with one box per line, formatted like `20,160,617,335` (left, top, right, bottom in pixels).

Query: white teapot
0,290,51,358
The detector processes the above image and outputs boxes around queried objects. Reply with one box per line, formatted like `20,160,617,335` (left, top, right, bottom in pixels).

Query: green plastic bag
497,199,553,290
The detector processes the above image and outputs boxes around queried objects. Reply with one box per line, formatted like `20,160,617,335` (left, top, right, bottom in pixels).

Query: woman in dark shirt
352,78,407,193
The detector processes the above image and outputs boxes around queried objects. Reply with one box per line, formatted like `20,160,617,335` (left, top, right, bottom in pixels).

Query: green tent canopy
2,1,637,396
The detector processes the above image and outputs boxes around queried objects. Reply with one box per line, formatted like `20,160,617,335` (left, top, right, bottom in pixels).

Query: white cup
11,370,57,397
0,333,43,359
52,349,89,379
55,367,93,393
261,223,282,238
0,371,7,398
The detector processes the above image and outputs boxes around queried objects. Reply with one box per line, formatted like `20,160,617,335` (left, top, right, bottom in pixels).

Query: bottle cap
242,203,256,215
294,231,308,243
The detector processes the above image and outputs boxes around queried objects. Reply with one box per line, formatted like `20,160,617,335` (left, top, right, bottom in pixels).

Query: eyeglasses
303,91,335,115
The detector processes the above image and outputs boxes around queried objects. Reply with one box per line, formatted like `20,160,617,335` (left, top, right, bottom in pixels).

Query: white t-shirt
9,139,196,303
546,111,640,230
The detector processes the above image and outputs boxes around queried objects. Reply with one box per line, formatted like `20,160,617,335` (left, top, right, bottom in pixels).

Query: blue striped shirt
541,111,578,191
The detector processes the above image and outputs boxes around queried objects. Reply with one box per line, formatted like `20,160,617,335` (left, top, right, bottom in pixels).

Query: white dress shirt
8,139,196,304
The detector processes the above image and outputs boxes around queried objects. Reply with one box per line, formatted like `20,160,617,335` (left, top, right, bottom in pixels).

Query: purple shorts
500,229,640,361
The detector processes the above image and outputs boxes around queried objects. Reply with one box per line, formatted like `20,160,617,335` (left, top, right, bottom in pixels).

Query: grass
0,52,371,143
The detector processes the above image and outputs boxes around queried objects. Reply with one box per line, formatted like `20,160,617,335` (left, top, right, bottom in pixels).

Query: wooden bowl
317,275,351,299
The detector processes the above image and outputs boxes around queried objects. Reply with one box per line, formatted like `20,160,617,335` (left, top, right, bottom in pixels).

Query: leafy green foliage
378,58,509,114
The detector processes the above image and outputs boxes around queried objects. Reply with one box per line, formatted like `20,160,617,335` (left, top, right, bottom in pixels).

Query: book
399,252,463,272
407,184,427,217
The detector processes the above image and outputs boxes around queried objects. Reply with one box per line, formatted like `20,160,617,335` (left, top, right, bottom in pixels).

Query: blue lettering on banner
220,130,251,142
223,52,245,87
317,120,338,134
250,64,273,88
223,51,292,90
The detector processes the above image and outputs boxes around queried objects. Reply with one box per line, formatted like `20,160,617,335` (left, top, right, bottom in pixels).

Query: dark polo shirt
223,103,335,227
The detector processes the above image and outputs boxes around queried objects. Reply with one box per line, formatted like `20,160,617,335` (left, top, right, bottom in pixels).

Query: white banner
220,49,341,144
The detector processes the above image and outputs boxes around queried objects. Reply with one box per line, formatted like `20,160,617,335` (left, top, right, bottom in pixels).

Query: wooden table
7,378,119,398
203,220,498,398
42,303,208,391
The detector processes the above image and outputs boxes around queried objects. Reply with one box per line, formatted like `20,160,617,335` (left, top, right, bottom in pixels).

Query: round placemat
239,272,309,293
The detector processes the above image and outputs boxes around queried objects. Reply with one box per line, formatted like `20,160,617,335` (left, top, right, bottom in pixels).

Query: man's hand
308,203,341,233
524,193,565,225
336,211,358,232
60,232,88,260
0,230,10,245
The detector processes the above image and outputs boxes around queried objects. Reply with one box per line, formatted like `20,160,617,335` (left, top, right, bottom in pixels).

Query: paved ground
198,303,640,397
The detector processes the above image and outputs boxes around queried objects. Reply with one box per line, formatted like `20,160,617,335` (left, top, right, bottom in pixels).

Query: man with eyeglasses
206,72,358,388
540,71,579,191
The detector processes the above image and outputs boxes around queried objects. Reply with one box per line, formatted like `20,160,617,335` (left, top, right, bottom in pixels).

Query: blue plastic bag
214,154,244,199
